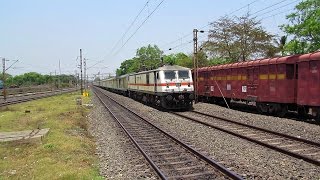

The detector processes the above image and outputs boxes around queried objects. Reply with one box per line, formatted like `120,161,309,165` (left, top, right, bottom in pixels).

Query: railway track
172,111,320,166
93,87,243,180
0,88,78,107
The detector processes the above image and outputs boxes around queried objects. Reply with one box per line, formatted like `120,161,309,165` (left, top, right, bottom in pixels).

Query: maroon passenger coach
197,51,320,120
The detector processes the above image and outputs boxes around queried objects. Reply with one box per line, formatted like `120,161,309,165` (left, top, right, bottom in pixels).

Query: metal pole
2,58,7,103
58,59,61,89
84,58,86,90
80,49,83,95
193,29,198,103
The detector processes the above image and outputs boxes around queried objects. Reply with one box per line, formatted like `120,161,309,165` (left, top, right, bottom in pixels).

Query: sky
0,0,300,79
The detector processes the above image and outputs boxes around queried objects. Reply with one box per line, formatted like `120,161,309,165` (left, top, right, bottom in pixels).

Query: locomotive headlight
189,94,194,100
166,95,173,101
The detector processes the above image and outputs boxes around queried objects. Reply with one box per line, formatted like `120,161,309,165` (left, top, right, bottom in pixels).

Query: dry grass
0,91,103,179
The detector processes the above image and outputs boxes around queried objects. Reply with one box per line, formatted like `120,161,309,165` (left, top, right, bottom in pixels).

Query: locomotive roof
157,65,190,71
129,65,190,75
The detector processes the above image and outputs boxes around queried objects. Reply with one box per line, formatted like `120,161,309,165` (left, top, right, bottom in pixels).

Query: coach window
164,71,176,80
178,70,189,79
156,72,159,80
146,73,149,84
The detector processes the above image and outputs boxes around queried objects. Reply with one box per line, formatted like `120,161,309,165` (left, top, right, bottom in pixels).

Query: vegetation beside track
0,91,103,179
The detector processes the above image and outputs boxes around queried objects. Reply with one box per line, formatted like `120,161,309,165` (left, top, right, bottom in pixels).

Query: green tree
281,0,320,54
136,44,163,71
206,14,276,61
175,53,193,68
116,57,140,76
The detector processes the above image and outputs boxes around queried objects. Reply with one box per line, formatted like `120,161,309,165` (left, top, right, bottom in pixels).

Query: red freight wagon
197,52,320,120
297,52,320,118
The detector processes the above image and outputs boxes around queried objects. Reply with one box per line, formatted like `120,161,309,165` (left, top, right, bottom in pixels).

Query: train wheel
276,105,288,118
297,106,307,117
257,102,268,114
316,109,320,123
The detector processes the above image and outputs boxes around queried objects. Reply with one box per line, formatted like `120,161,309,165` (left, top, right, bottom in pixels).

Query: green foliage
116,44,163,76
205,14,276,61
5,72,76,87
175,53,193,68
136,44,163,70
163,53,194,68
208,57,233,66
281,0,320,54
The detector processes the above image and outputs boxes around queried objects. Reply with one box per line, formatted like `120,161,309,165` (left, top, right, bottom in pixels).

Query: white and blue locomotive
94,65,194,109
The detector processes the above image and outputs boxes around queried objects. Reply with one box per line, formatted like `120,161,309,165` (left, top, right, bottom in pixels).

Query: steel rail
93,87,243,180
0,88,78,107
172,111,320,166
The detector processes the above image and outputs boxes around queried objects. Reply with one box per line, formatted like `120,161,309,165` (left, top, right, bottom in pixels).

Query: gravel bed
87,95,158,179
102,89,320,179
193,102,320,144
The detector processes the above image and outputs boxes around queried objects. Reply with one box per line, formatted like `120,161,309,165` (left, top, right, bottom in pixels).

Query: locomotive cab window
164,71,176,80
178,70,189,79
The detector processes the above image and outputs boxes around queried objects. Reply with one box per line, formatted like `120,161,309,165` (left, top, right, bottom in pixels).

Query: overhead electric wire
260,8,295,20
250,0,289,16
163,33,208,53
161,0,260,49
91,0,164,70
255,0,300,17
112,0,165,57
108,0,150,56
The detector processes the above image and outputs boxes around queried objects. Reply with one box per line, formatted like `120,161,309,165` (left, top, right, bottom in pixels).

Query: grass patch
0,91,103,179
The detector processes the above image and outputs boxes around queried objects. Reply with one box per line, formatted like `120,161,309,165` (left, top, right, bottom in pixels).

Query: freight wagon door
247,67,258,102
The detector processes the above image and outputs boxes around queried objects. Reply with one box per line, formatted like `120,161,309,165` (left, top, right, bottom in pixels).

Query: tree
136,44,163,71
175,53,193,68
206,14,276,62
281,0,320,54
116,58,140,76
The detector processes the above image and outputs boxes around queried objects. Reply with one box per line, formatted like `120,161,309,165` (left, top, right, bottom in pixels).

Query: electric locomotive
94,65,194,109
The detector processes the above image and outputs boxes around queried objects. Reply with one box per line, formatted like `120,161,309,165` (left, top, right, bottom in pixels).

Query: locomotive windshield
178,70,189,79
164,71,176,79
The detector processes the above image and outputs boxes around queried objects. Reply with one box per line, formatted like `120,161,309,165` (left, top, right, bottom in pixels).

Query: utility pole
1,58,18,103
55,70,57,88
58,59,61,89
80,49,83,95
193,29,199,103
84,58,86,90
2,58,6,102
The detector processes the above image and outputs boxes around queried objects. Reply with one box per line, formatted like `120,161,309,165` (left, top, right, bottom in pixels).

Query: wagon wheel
257,102,268,114
276,105,288,118
297,106,307,117
316,109,320,123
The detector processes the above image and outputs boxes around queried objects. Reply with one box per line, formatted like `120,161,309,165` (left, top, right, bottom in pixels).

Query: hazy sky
0,0,299,78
